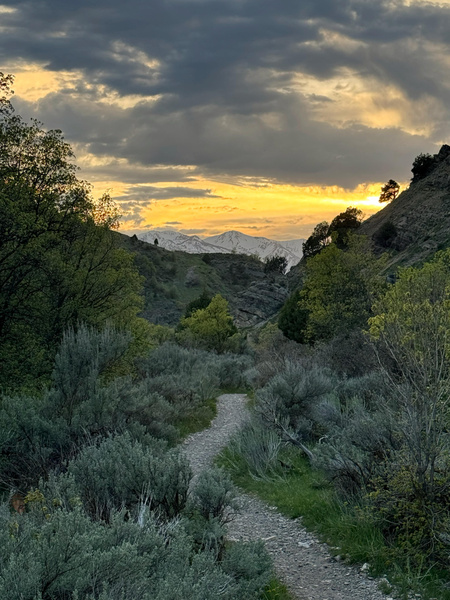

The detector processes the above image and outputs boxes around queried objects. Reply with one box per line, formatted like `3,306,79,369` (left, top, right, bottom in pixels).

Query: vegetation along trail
182,394,390,600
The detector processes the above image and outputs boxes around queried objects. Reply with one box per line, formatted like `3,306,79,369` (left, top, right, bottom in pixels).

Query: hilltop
361,144,450,268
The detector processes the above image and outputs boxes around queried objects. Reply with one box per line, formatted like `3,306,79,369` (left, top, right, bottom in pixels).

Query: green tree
179,294,237,352
0,73,143,389
302,221,330,259
328,206,363,250
299,235,386,343
379,179,400,203
277,290,309,343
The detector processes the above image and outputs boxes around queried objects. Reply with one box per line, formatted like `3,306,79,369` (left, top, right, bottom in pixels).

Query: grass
175,395,217,439
218,445,450,600
261,577,294,600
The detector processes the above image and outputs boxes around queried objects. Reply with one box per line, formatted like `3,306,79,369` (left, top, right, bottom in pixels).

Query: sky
1,0,449,240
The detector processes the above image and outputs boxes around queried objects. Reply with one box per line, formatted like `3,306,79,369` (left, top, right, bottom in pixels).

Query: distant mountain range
135,229,305,270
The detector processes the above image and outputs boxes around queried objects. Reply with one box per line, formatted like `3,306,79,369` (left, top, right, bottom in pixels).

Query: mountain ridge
135,229,305,270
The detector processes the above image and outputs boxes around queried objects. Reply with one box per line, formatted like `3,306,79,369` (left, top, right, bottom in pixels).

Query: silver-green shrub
228,421,283,480
66,432,191,521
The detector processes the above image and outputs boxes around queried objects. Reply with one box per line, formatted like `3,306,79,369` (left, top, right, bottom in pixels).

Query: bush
411,152,435,182
373,221,397,248
256,361,335,441
368,467,450,567
67,432,191,521
228,421,283,480
51,324,131,425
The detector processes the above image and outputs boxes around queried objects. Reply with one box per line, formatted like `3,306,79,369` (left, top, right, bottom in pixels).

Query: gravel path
182,394,391,600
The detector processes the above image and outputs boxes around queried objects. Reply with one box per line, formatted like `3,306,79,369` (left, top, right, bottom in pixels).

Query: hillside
117,233,289,327
361,144,450,268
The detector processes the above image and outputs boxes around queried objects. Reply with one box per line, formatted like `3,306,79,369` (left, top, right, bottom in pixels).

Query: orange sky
89,176,388,239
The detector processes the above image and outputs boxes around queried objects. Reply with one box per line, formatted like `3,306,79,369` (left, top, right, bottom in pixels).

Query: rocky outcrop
231,279,289,328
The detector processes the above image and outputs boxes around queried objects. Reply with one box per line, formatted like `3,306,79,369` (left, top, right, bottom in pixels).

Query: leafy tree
379,179,400,203
184,290,213,318
179,294,237,352
277,290,309,343
328,206,363,250
302,221,330,259
299,235,386,343
0,73,143,389
411,152,434,182
369,250,450,501
264,255,288,275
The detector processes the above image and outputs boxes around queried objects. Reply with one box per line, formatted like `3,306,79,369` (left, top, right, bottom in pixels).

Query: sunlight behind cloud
116,178,386,239
295,68,442,137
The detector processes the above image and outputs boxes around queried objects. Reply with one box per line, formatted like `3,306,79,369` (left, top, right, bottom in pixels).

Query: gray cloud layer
2,0,449,188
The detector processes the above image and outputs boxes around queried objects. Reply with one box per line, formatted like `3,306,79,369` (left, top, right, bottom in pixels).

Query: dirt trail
182,394,391,600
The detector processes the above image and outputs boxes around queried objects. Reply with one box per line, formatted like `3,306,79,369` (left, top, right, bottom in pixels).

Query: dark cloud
2,0,450,188
114,185,222,203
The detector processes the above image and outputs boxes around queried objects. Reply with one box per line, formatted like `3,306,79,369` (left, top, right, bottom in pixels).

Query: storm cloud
1,0,449,199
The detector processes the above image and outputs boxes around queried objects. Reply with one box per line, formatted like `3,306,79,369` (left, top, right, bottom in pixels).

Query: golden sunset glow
89,178,390,239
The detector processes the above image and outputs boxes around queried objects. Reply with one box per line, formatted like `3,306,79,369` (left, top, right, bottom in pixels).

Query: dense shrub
66,432,191,521
372,221,398,248
256,361,335,444
0,495,272,600
368,467,450,567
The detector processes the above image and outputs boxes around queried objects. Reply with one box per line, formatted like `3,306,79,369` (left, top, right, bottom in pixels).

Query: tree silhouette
379,179,400,203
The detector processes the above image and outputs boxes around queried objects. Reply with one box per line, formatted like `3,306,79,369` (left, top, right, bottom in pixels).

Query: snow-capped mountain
135,229,305,269
137,230,229,254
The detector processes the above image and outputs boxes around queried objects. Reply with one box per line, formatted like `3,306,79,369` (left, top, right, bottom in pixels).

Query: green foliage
302,221,330,259
51,324,131,424
328,206,363,250
411,152,435,182
379,180,400,203
0,491,272,600
369,249,450,500
372,221,397,248
261,578,294,600
191,467,237,524
0,75,143,391
67,432,190,521
255,361,335,453
183,290,213,318
227,421,283,480
264,255,288,275
178,294,237,352
299,236,387,343
368,467,450,567
277,290,309,343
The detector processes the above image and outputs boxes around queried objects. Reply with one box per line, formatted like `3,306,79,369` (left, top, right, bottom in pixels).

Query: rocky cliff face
231,279,289,328
361,144,450,268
